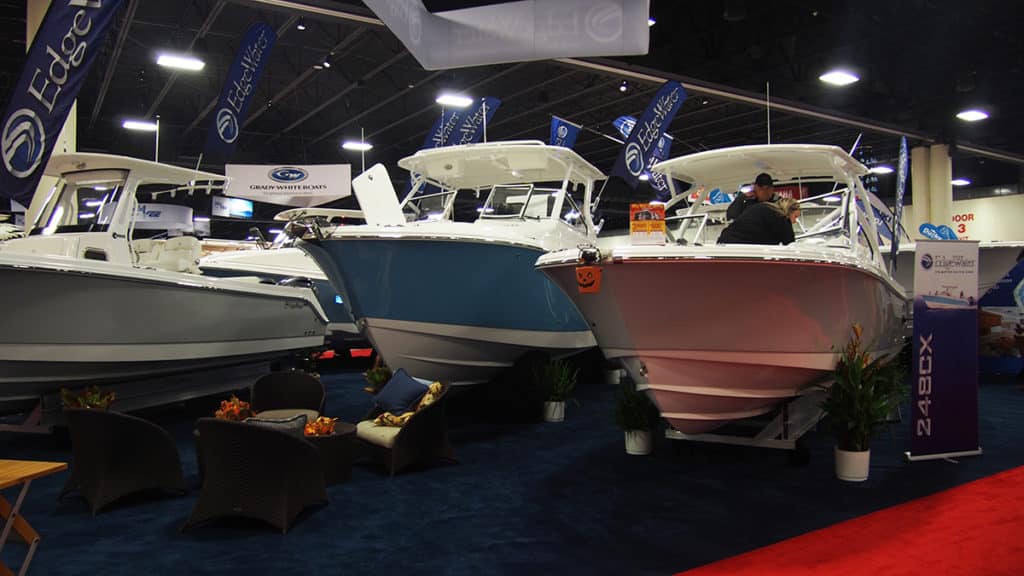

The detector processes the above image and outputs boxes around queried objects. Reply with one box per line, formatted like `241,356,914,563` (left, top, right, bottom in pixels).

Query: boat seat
152,236,201,274
133,238,163,268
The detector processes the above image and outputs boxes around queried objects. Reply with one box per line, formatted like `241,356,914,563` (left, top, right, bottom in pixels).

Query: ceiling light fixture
647,17,656,26
296,19,307,31
619,81,628,93
322,60,331,69
638,174,649,181
342,141,373,151
956,109,989,122
951,178,971,186
156,53,205,71
818,69,859,86
84,199,104,207
122,120,158,132
193,216,211,222
869,165,894,174
435,93,474,108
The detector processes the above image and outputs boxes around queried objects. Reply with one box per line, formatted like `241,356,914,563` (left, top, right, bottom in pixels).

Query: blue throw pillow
375,368,429,414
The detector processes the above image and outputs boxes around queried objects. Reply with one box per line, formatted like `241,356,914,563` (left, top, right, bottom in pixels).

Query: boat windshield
480,184,562,220
30,170,128,236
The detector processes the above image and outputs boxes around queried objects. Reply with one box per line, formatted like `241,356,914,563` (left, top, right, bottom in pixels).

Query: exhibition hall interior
1,1,1022,574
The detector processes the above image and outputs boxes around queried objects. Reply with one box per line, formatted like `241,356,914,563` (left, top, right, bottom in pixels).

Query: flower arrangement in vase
214,395,253,421
304,416,339,436
60,386,116,410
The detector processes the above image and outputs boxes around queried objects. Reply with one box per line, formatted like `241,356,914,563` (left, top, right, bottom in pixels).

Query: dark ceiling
2,0,1022,227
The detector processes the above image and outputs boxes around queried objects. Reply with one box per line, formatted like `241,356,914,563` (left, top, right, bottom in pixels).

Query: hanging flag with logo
612,115,635,139
613,114,673,195
0,0,126,205
611,81,686,189
450,97,501,146
549,116,581,149
205,22,277,159
424,109,466,150
890,136,908,272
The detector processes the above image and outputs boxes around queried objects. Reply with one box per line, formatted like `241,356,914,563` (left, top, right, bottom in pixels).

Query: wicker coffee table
306,422,356,485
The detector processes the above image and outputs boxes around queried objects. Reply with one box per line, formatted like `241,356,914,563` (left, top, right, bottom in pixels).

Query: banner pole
155,115,161,162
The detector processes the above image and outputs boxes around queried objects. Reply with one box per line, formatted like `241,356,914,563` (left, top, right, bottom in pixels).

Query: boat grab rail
664,213,709,245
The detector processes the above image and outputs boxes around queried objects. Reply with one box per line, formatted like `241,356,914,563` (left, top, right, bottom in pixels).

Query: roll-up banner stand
906,240,982,461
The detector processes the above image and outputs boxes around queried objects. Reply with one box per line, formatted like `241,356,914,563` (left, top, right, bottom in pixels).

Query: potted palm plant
613,382,661,455
820,324,906,481
539,359,578,422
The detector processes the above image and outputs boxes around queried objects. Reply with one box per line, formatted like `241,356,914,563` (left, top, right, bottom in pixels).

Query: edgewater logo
2,108,46,178
920,254,933,270
215,108,239,144
557,125,568,139
624,142,644,176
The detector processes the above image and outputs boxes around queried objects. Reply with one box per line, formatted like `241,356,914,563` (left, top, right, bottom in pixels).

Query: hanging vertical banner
549,116,581,149
205,22,277,159
426,109,466,149
647,133,673,197
451,97,501,146
611,81,686,189
612,115,636,139
890,136,908,271
908,240,982,461
0,0,126,205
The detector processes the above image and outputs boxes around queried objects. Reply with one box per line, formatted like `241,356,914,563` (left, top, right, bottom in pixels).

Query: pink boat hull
541,256,907,433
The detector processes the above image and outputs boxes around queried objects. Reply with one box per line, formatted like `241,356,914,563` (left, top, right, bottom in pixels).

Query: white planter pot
834,447,871,482
604,368,623,386
543,401,565,422
624,430,652,455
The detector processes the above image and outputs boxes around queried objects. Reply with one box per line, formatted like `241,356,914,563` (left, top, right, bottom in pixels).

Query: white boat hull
539,250,907,433
0,256,327,402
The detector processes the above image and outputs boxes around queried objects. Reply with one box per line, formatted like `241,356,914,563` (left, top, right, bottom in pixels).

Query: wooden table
0,460,67,576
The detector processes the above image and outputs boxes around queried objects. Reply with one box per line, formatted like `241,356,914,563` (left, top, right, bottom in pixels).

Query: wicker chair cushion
356,420,400,448
244,413,308,438
255,408,320,422
374,368,429,414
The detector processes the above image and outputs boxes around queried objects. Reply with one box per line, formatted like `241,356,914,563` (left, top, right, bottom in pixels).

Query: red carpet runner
677,466,1024,576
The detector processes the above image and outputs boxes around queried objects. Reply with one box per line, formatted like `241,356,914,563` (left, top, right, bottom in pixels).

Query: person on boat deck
717,197,801,245
726,172,780,220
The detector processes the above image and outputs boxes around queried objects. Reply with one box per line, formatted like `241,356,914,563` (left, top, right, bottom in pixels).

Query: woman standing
717,197,801,245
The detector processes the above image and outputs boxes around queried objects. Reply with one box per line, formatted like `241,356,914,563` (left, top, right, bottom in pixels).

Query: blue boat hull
300,237,594,384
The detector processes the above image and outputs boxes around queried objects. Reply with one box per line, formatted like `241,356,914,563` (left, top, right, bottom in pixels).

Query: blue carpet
2,371,1023,575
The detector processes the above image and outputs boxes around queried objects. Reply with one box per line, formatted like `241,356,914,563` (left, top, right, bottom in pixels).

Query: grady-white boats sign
225,164,352,208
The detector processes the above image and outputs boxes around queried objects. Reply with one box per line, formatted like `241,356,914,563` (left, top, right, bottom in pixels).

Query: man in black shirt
726,172,779,220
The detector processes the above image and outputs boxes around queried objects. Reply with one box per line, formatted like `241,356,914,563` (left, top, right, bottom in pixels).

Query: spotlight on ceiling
156,53,205,71
322,60,331,69
342,141,373,151
951,178,971,186
638,174,650,181
818,69,859,86
296,19,307,31
435,93,474,108
193,216,211,222
122,120,158,131
619,81,628,93
956,109,989,122
869,165,894,174
647,17,656,26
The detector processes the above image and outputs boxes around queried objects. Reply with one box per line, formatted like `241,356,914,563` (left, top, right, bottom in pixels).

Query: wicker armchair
183,418,327,534
356,382,455,476
250,371,325,421
60,408,186,515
